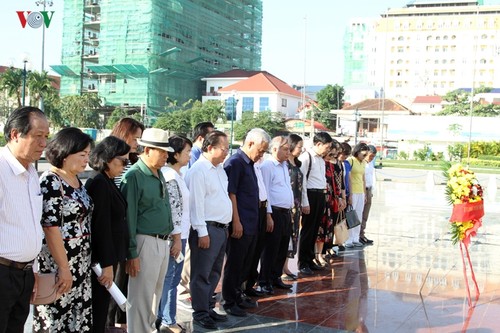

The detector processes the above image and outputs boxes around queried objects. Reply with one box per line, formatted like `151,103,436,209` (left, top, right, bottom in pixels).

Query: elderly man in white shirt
258,136,295,294
0,106,49,332
185,130,232,330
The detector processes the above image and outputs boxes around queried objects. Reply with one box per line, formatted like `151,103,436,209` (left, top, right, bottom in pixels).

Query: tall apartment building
51,0,262,119
344,0,500,104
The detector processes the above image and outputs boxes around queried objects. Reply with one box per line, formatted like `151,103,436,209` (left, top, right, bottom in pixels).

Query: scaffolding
53,0,262,122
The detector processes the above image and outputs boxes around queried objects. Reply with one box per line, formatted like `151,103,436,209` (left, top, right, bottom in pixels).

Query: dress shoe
193,316,218,330
223,304,247,317
209,309,228,322
299,266,314,275
244,287,265,297
338,245,346,251
353,241,364,247
237,295,257,309
360,236,374,244
273,279,292,289
259,284,274,295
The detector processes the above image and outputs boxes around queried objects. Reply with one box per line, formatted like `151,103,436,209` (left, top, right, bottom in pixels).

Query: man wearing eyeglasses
120,128,177,332
185,131,233,330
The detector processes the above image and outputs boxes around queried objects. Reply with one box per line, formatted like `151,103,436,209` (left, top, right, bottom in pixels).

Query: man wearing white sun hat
120,128,178,332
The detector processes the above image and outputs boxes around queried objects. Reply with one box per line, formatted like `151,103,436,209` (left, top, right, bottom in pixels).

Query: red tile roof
342,99,410,112
413,95,442,104
219,72,302,97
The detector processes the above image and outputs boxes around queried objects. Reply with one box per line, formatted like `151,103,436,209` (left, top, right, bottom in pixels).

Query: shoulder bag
345,205,361,229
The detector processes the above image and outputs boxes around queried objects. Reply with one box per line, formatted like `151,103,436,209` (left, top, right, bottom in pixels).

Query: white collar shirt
254,160,267,202
260,157,294,214
365,160,375,188
185,154,232,237
0,146,44,262
298,148,327,207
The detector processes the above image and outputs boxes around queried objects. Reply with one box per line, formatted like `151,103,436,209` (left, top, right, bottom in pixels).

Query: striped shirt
0,146,44,262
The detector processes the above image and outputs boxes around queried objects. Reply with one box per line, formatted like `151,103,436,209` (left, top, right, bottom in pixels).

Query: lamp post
22,59,28,107
354,108,360,145
36,0,53,111
229,90,237,156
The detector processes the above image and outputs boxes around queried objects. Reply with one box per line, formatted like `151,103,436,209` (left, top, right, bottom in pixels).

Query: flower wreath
443,163,484,307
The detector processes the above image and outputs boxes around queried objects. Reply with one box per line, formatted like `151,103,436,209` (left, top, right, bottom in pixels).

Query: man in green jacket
121,128,179,333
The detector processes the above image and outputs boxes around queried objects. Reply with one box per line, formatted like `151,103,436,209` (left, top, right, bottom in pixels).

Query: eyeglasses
216,146,230,153
115,156,129,166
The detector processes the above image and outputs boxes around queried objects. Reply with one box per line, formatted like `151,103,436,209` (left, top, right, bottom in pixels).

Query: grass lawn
379,159,500,174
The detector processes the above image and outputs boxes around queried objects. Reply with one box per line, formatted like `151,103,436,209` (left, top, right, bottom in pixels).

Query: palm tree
0,67,23,107
27,70,55,109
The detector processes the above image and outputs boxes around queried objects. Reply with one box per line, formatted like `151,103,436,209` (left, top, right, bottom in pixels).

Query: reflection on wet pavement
177,173,500,332
25,171,500,332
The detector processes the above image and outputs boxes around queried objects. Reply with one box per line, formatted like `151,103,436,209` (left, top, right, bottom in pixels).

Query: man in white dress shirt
259,136,295,293
0,106,49,332
298,132,333,275
185,130,232,330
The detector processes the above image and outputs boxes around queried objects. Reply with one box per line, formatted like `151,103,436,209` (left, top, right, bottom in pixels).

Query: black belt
271,206,291,213
308,188,327,193
0,257,34,271
259,200,268,208
206,221,229,229
147,234,169,240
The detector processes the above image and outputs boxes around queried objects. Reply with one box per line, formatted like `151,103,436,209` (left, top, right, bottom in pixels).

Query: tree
155,109,192,135
315,84,344,129
0,67,23,108
189,100,226,126
106,107,142,129
59,94,102,128
27,70,55,107
437,88,500,116
233,111,286,140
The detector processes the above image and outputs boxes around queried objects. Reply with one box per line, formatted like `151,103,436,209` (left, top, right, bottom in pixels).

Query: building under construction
51,0,262,122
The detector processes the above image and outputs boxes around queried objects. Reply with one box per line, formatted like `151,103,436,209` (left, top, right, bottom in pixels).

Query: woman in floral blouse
33,128,94,332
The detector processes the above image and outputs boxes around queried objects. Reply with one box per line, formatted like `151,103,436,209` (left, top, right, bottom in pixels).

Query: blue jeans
158,239,186,326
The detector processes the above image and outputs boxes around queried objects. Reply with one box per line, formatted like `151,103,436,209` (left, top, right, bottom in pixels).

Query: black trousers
222,232,257,307
259,207,291,286
106,261,127,326
245,204,267,290
299,190,326,268
0,265,34,333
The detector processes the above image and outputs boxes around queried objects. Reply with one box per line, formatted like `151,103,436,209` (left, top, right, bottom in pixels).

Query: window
259,97,269,112
242,97,254,112
281,98,287,107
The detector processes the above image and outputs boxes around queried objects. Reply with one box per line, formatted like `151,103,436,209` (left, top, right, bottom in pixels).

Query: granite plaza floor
25,168,500,332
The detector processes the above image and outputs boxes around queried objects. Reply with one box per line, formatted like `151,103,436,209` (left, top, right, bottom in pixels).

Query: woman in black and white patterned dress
33,128,94,332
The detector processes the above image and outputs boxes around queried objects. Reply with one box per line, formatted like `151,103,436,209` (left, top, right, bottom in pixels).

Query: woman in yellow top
346,143,370,248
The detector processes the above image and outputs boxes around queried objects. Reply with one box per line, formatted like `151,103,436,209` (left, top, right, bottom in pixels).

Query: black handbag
345,205,361,229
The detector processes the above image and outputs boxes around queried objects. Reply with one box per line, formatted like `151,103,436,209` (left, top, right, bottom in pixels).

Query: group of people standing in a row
0,105,377,333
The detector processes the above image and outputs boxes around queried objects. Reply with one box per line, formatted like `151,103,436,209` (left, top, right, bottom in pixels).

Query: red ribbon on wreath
450,201,484,307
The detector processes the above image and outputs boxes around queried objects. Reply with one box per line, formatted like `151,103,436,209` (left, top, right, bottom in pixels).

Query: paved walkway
25,168,500,332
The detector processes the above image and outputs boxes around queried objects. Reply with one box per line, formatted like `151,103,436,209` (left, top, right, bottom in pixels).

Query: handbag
31,272,62,305
345,205,361,229
333,212,348,244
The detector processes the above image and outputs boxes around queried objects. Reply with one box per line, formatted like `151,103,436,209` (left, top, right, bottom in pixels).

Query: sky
1,0,499,87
